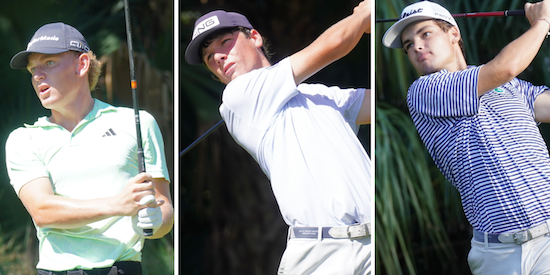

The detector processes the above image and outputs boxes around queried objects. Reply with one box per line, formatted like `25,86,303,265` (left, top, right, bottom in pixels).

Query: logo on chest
102,128,117,137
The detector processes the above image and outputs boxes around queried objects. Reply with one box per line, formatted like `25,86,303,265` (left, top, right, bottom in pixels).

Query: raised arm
478,0,550,95
289,0,371,84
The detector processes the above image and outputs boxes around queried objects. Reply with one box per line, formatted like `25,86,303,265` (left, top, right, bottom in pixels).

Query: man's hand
354,0,371,34
132,206,163,236
114,173,157,216
525,0,550,26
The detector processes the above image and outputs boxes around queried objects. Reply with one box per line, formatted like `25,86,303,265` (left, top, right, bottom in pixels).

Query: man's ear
76,52,90,77
249,29,264,48
449,26,461,44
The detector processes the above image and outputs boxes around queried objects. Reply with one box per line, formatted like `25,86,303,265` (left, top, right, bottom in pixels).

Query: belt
37,261,141,275
289,223,371,240
473,220,550,245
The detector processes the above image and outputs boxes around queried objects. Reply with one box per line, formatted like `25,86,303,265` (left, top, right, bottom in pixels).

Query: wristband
531,18,550,38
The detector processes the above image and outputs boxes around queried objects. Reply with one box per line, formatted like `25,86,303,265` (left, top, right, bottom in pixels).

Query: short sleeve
5,128,50,195
140,111,170,183
407,67,481,118
512,78,549,115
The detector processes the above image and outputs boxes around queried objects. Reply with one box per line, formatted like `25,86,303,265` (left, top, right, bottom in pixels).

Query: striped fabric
407,66,550,233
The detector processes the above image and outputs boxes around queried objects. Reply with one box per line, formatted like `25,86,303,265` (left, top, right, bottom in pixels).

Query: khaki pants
468,235,550,275
277,236,371,275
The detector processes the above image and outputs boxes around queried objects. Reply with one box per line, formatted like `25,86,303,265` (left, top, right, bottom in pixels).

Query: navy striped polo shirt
407,66,550,233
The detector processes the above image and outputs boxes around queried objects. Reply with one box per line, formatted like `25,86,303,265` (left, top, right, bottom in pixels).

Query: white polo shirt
220,57,372,227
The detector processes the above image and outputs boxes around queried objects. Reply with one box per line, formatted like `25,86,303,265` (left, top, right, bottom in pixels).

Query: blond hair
85,50,102,91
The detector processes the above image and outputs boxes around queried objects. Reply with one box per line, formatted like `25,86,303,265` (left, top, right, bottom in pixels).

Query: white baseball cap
383,1,459,48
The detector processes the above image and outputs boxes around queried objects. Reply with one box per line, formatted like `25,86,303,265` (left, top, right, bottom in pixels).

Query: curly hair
84,50,102,91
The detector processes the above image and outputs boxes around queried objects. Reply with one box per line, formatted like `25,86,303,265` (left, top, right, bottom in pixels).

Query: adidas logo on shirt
102,128,117,137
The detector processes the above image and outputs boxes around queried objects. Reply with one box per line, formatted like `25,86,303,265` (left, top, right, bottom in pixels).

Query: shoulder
411,67,481,90
5,126,38,153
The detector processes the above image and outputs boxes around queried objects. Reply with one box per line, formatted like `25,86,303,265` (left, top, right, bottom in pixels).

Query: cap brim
10,48,71,69
382,15,436,48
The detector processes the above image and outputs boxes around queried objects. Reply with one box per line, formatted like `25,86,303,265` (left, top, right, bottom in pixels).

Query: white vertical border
173,0,179,273
369,0,376,273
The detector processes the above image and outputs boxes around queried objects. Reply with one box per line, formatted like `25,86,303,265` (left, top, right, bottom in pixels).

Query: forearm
479,22,548,94
20,174,155,229
479,1,550,95
25,194,119,229
290,1,370,83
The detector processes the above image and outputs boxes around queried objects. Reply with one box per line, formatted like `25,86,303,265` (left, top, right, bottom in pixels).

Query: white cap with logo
383,1,459,48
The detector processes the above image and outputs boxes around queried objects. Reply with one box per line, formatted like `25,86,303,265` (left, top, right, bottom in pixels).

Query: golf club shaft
180,119,225,157
123,0,153,237
376,9,525,23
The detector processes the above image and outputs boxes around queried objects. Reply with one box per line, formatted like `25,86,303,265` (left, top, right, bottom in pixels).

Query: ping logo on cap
192,15,220,40
401,8,423,19
27,35,60,49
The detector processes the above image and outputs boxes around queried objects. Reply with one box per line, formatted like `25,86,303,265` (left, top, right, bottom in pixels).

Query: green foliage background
0,0,174,274
376,0,550,274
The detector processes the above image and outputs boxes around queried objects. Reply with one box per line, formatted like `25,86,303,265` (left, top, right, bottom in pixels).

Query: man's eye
46,61,55,66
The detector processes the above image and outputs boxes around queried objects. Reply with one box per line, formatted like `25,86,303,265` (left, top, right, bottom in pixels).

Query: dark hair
402,19,466,62
200,26,273,65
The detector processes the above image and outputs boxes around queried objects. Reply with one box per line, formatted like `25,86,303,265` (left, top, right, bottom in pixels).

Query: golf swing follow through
185,1,373,274
382,1,550,274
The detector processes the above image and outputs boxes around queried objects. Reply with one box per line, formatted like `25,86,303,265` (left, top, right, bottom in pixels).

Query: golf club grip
505,10,525,17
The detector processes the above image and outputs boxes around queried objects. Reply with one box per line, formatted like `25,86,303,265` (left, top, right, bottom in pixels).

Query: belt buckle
346,223,367,239
512,229,530,245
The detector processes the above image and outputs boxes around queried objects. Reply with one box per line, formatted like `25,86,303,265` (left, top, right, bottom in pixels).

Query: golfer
5,22,173,274
185,1,372,274
383,1,550,274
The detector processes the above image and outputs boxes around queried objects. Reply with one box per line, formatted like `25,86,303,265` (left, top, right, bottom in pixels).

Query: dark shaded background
0,0,173,273
179,0,371,274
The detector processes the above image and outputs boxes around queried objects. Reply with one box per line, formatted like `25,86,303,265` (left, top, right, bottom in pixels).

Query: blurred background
376,0,550,274
0,0,173,274
180,0,370,274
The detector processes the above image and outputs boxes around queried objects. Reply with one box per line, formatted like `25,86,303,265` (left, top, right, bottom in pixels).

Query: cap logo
27,35,59,49
70,40,90,52
192,15,220,40
401,8,423,19
434,12,453,21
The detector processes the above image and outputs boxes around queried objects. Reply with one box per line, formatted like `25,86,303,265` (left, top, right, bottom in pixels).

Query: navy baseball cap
10,22,90,69
383,1,459,48
185,10,254,65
